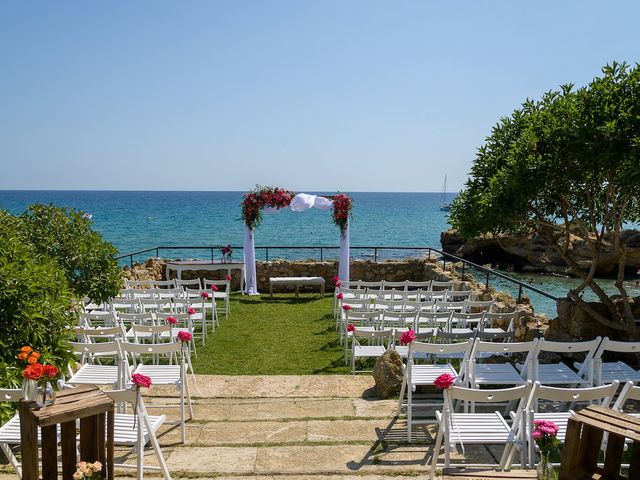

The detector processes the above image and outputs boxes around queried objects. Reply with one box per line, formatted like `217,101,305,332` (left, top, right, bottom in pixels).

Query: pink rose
210,284,219,291
166,316,178,325
347,324,355,332
177,331,193,342
336,281,342,288
200,292,210,298
226,275,232,281
342,304,352,311
131,373,152,388
332,275,340,284
531,429,544,440
400,329,416,345
433,373,456,390
187,307,196,315
533,420,560,436
336,293,344,299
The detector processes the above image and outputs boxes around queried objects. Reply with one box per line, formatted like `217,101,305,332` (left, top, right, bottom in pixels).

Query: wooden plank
577,424,604,474
41,425,58,480
38,395,113,426
107,410,115,480
628,441,640,480
571,409,640,443
80,415,99,463
442,467,536,479
18,402,39,480
602,432,625,479
559,417,583,480
97,412,106,471
61,421,77,480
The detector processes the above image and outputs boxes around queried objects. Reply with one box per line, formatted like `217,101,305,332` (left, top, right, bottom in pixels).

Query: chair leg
407,384,413,442
184,375,194,418
396,374,407,416
430,422,444,480
180,382,186,444
144,414,172,479
137,409,144,480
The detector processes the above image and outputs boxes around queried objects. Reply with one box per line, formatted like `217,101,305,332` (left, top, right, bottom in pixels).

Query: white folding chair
174,278,202,290
471,339,539,388
203,279,231,319
341,310,381,363
514,380,619,469
612,380,640,418
67,341,125,388
398,339,474,442
105,388,172,479
120,340,193,443
483,312,518,334
351,328,393,374
430,382,531,479
585,338,640,386
534,337,600,386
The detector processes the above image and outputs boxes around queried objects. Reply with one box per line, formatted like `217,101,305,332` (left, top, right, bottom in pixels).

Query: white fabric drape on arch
242,193,350,295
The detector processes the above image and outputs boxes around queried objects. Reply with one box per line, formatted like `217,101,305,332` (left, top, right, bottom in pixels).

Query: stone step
145,397,399,422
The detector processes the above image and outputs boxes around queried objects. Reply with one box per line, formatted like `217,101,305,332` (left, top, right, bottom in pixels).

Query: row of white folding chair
428,380,621,478
583,337,640,385
0,386,171,480
67,339,193,444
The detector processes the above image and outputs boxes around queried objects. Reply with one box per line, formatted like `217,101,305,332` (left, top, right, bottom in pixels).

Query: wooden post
18,401,38,480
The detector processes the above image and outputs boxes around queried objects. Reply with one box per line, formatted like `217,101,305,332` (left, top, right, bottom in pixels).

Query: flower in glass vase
532,420,560,480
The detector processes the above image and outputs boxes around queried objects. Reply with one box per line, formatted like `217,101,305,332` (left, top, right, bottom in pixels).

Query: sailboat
440,175,451,211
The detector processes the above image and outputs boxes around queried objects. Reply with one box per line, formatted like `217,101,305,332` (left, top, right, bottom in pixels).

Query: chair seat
537,363,588,385
589,361,640,384
483,327,507,334
112,413,166,446
410,364,458,386
134,365,182,385
436,411,512,443
68,364,119,386
473,363,526,386
354,345,386,358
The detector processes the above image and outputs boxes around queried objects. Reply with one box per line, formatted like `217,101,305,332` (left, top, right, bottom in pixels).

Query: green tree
450,62,640,338
20,204,121,303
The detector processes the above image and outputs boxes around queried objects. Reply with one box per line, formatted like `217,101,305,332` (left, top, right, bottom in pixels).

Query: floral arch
241,186,353,295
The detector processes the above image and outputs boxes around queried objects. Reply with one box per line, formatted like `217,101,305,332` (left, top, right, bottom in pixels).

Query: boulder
372,349,404,398
441,228,640,277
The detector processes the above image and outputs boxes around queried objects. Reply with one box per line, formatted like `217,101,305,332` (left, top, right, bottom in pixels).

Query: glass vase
41,382,56,407
537,453,556,480
21,379,39,402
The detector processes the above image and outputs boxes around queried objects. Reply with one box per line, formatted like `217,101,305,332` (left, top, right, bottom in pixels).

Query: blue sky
1,1,638,192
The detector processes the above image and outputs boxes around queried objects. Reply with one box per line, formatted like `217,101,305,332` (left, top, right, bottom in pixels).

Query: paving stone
167,446,258,474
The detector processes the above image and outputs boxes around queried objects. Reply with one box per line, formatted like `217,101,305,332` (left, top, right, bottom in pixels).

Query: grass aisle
192,293,349,375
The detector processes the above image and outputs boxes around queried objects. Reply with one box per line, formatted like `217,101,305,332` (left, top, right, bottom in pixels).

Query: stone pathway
0,375,500,479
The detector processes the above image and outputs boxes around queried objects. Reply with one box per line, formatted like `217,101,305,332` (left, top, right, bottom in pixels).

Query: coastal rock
441,229,640,277
372,349,404,398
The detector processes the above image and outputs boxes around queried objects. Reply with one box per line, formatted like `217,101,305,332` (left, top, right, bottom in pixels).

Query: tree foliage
450,62,640,336
20,204,121,303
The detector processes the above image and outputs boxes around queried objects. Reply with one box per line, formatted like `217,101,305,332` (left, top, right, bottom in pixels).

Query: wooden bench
442,468,535,479
269,277,325,298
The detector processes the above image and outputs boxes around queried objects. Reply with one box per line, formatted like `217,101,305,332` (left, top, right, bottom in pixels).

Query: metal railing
115,245,559,304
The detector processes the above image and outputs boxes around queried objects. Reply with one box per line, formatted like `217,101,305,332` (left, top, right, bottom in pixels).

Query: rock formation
372,349,404,398
441,229,640,277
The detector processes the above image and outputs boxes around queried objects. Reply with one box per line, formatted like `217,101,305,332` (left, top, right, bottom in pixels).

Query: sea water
2,190,638,316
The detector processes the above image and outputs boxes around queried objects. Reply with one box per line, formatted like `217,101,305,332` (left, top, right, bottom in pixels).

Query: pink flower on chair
347,324,355,332
332,275,340,284
433,373,456,390
335,281,342,288
210,284,219,291
131,373,152,388
400,329,416,345
225,275,232,282
342,304,352,311
166,316,178,325
533,420,560,436
336,293,344,299
187,307,196,315
177,331,193,342
200,292,210,298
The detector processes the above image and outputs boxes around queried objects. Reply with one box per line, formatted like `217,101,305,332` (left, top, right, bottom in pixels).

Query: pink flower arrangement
400,329,416,345
242,186,296,230
533,420,560,437
347,324,355,332
166,316,178,325
532,419,561,465
332,193,353,234
131,373,152,388
433,373,456,390
342,304,352,311
210,284,219,291
187,307,196,315
336,292,344,299
200,292,210,298
177,331,193,342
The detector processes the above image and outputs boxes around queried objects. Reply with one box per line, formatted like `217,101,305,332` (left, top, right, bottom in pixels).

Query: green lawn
192,293,350,374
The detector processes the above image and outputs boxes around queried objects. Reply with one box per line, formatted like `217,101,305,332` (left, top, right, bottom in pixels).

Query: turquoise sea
2,190,638,317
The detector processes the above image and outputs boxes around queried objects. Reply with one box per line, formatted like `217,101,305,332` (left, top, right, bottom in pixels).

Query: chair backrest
175,278,202,289
528,380,619,410
430,280,455,291
382,281,407,291
406,280,432,291
70,340,121,356
437,329,477,342
447,382,531,404
73,326,124,340
450,312,485,329
0,389,22,402
446,290,474,301
416,311,452,327
203,279,230,291
473,339,538,356
156,312,190,326
184,287,210,299
138,298,166,312
374,299,406,311
375,289,405,301
613,381,640,411
120,340,182,356
410,338,474,357
125,279,152,289
438,301,466,312
338,287,366,298
537,337,602,355
344,310,381,327
476,330,516,342
81,311,117,327
353,328,393,340
594,337,640,359
381,310,417,328
130,323,172,334
150,280,176,289
110,297,141,312
464,300,494,312
356,280,383,290
117,312,154,326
